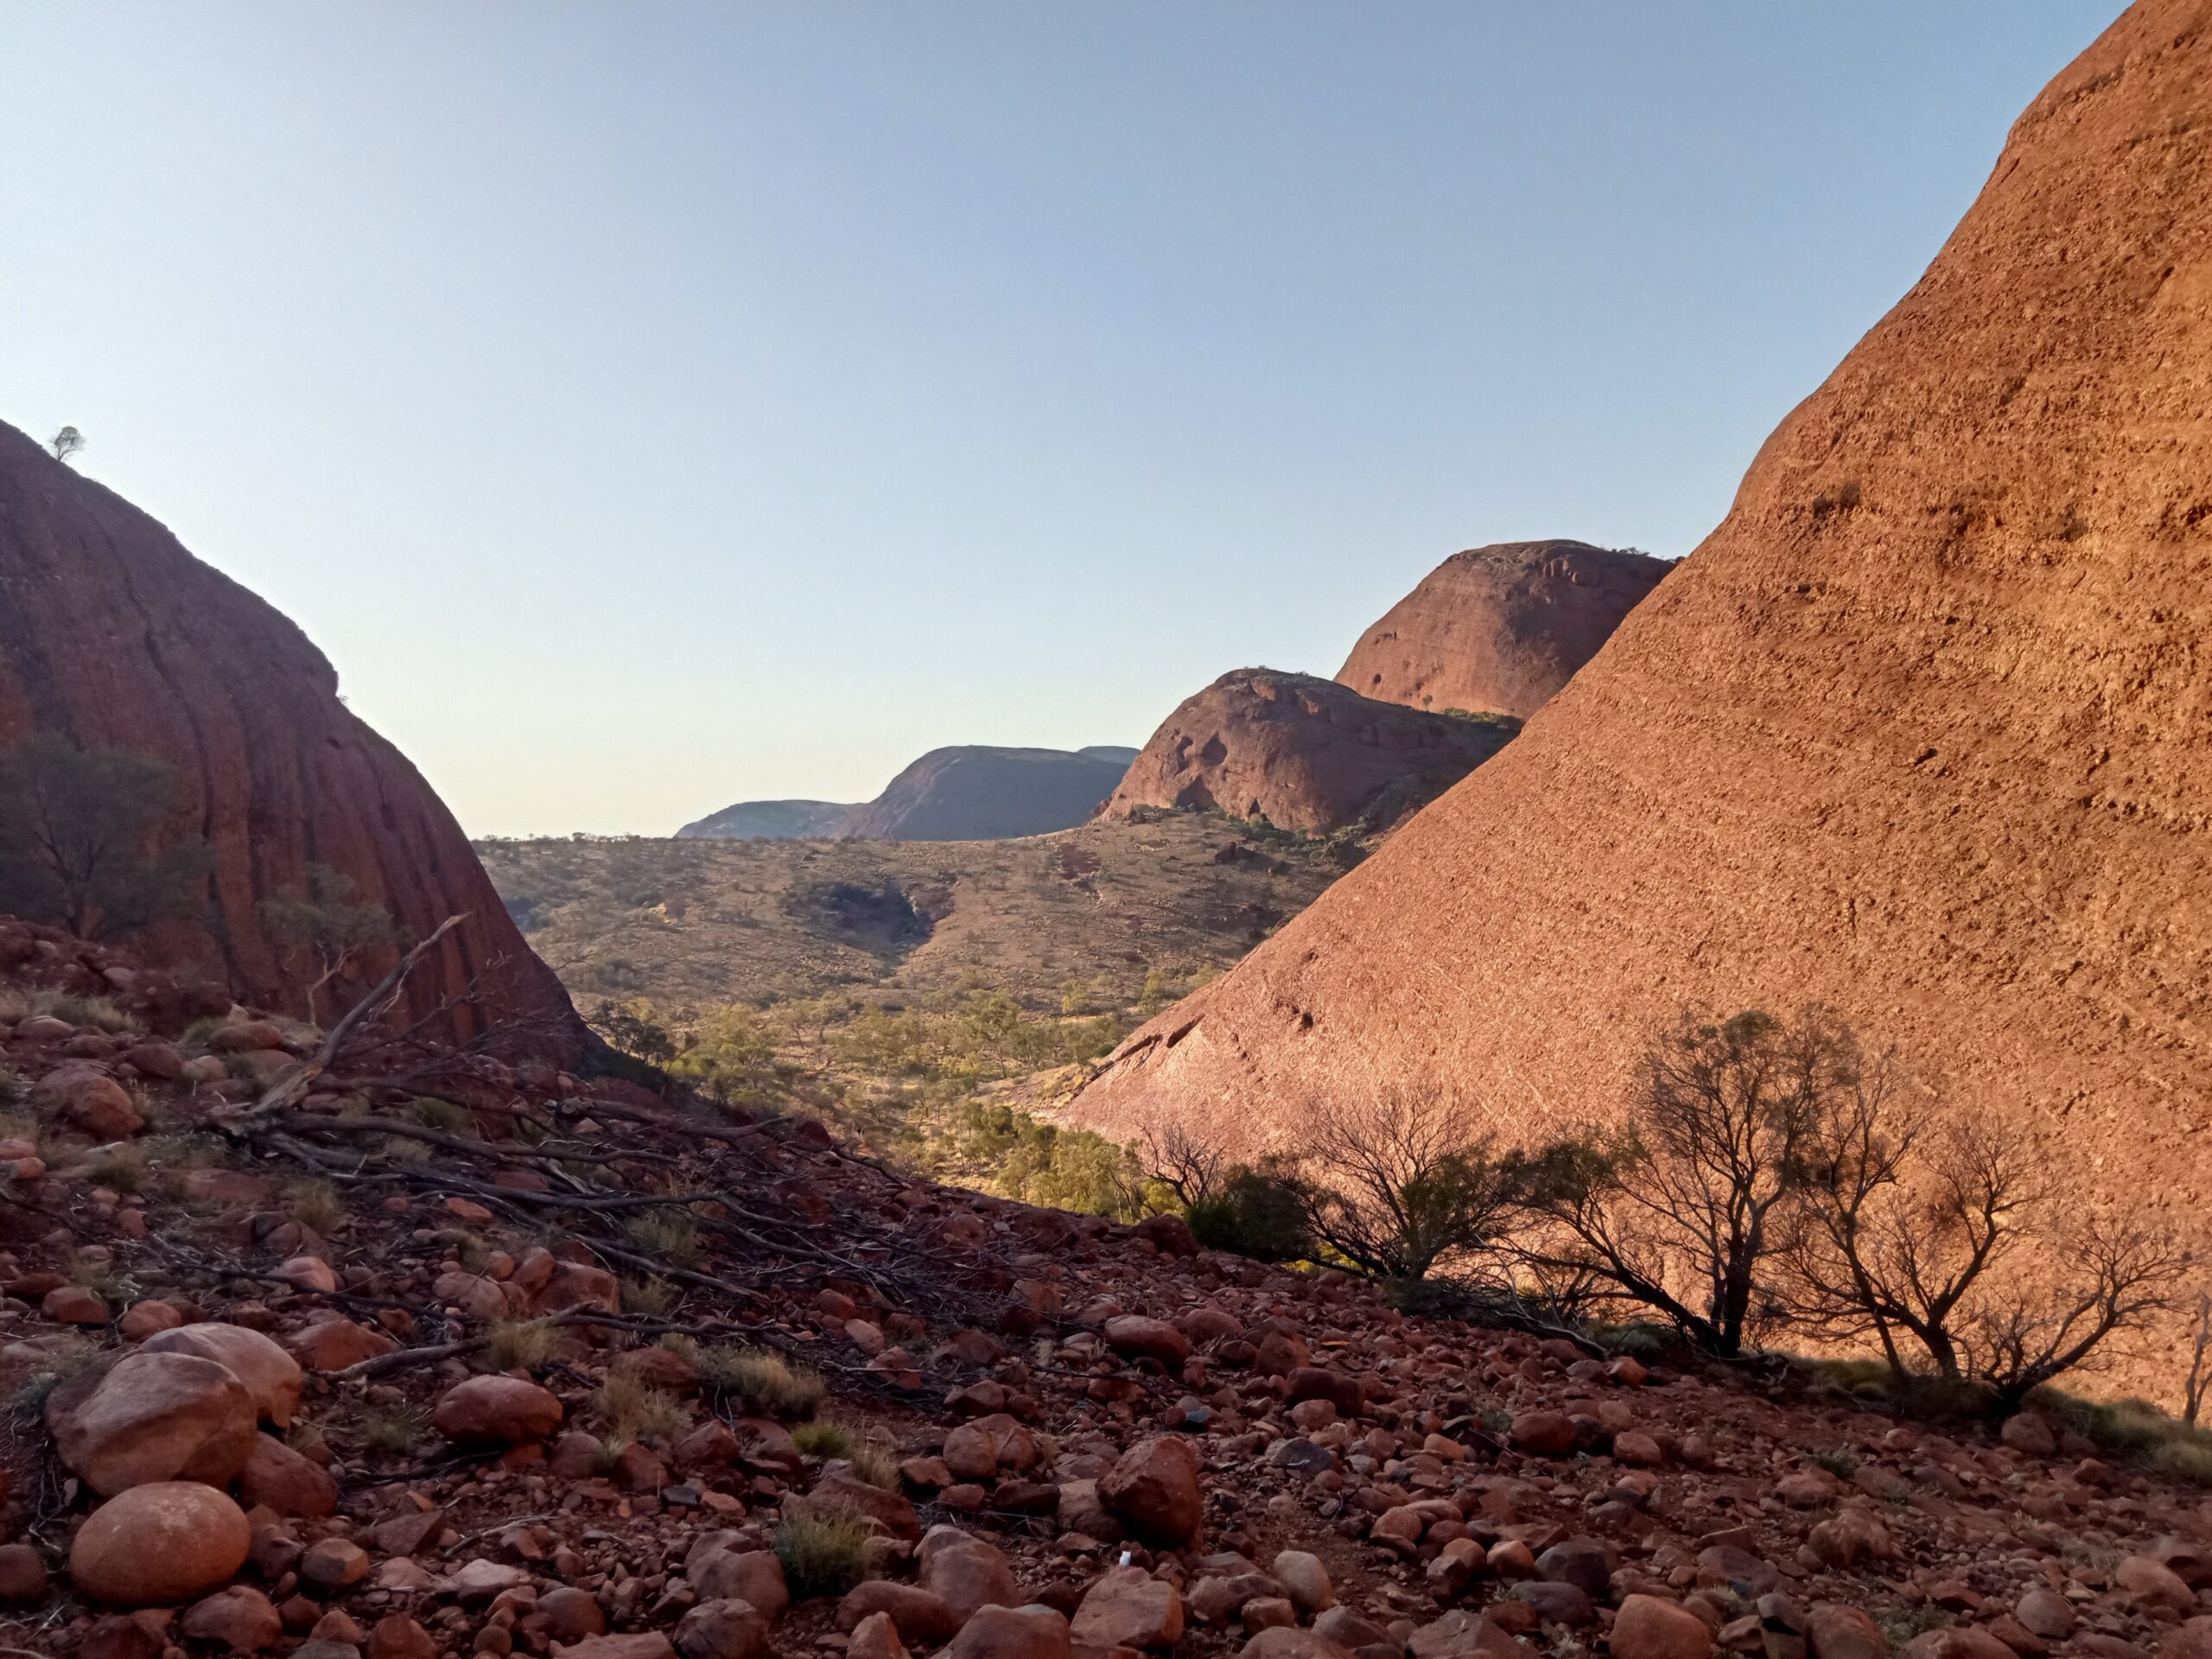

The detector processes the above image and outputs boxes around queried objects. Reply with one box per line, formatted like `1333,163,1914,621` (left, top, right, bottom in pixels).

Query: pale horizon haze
1,3,2120,835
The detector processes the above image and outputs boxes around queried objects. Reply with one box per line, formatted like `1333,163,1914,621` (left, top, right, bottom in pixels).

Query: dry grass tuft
486,1319,564,1372
626,1208,702,1267
284,1178,346,1236
774,1502,874,1599
594,1369,690,1443
698,1344,826,1420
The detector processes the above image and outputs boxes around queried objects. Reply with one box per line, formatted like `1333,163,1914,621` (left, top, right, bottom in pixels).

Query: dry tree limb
219,914,466,1130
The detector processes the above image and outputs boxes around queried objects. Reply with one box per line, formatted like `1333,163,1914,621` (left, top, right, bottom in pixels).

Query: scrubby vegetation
1142,1004,2209,1436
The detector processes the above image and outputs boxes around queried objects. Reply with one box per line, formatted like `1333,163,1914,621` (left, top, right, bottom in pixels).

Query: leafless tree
1526,1007,1858,1356
1788,1087,2186,1403
50,425,85,463
1288,1086,1529,1287
1142,1121,1226,1209
1953,1213,2185,1405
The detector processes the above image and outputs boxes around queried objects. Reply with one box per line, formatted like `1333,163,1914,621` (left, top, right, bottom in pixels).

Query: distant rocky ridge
683,747,1143,844
1068,0,2212,1397
1099,670,1516,836
677,799,855,841
838,745,1135,842
0,422,577,1050
1338,540,1668,720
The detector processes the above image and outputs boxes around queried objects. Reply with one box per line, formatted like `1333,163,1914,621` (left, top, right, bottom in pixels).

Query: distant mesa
0,420,577,1050
1100,670,1516,837
684,745,1138,843
838,745,1135,842
1338,539,1668,721
677,800,855,841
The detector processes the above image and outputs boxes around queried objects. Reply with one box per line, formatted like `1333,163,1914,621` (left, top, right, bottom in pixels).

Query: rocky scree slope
3,920,2211,1659
1100,671,1517,837
0,422,576,1051
1070,0,2212,1400
838,748,1136,842
1336,543,1667,722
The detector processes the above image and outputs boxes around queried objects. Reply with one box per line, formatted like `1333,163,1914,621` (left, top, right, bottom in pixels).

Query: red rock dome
1337,539,1667,720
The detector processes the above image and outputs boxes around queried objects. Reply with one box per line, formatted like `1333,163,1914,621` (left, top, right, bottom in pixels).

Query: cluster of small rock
1,929,2209,1659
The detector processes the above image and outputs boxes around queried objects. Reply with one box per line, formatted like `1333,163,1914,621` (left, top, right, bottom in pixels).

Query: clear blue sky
1,3,2120,836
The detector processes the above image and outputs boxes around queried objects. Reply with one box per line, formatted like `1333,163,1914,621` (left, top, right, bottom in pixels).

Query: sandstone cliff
838,746,1132,842
1099,670,1516,836
1337,540,1667,719
1071,1,2212,1388
0,422,578,1049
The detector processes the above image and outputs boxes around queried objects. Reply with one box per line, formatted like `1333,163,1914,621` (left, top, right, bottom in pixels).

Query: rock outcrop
1336,540,1667,720
1071,0,2212,1392
839,747,1134,842
675,800,856,840
0,422,576,1047
1099,671,1516,836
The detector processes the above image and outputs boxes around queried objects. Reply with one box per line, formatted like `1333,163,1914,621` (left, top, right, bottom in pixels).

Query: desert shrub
486,1319,563,1372
849,1439,900,1490
1185,1168,1313,1262
410,1096,473,1133
699,1345,826,1420
594,1370,690,1443
0,985,135,1032
258,862,401,1020
10,1332,101,1415
83,1141,152,1193
0,733,213,940
66,1249,126,1301
284,1179,345,1236
621,1275,677,1318
962,1103,1145,1219
359,1406,425,1456
774,1503,874,1599
626,1208,702,1267
1810,1446,1859,1479
792,1420,852,1459
2151,1439,2212,1487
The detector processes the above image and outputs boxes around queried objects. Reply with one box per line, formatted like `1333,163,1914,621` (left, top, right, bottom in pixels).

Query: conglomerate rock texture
1072,0,2212,1396
1100,670,1516,836
0,421,577,1047
1336,541,1668,721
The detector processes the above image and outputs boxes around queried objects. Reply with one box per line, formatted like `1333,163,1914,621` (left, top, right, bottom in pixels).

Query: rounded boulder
47,1350,258,1495
432,1374,563,1446
1611,1595,1713,1659
143,1322,304,1427
71,1481,251,1605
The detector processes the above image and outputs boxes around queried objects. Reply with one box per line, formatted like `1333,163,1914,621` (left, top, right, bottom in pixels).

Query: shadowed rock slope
1338,540,1668,721
1100,670,1517,836
0,421,577,1048
839,745,1133,842
1072,1,2212,1387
